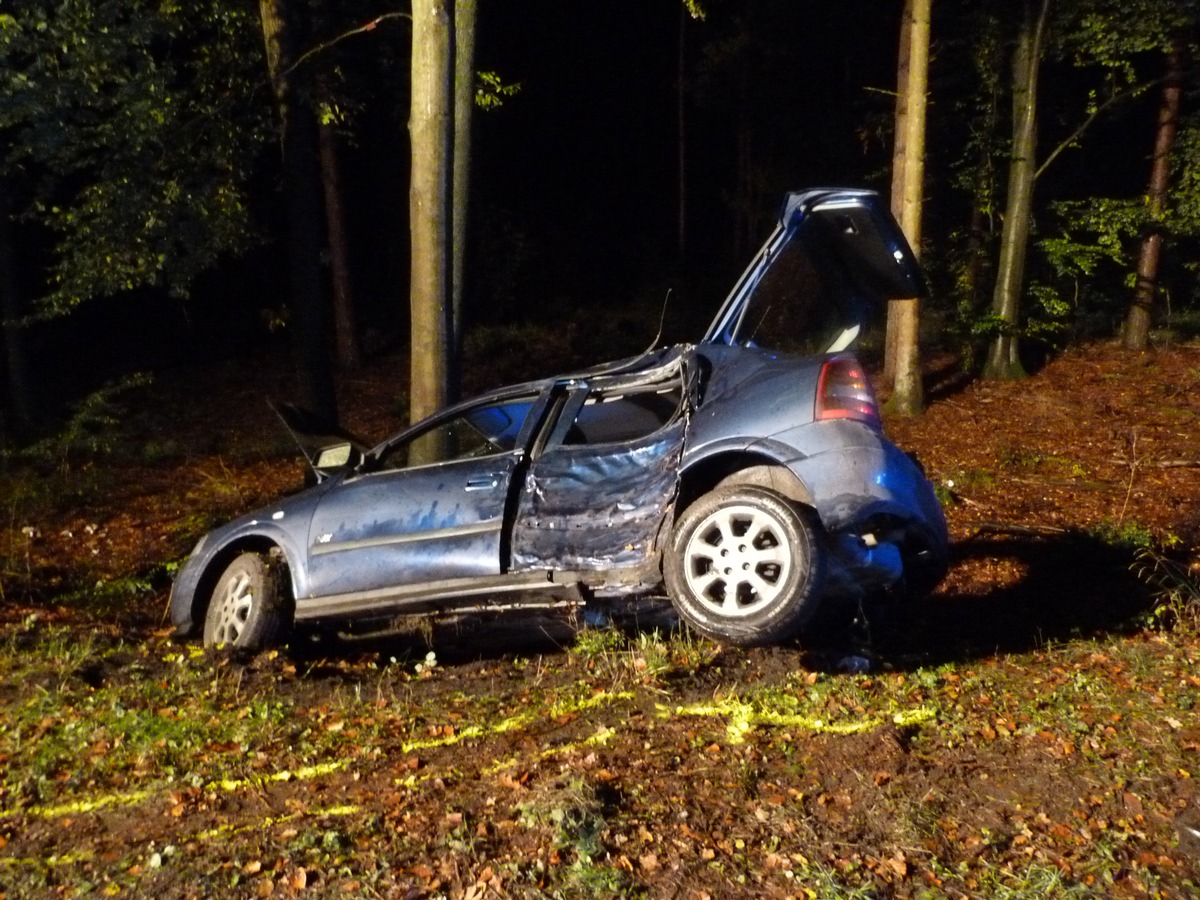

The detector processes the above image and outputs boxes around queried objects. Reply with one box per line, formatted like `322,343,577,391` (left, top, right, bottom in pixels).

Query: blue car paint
170,188,949,642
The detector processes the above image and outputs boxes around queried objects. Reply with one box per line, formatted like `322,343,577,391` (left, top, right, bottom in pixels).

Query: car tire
203,552,289,650
664,486,824,646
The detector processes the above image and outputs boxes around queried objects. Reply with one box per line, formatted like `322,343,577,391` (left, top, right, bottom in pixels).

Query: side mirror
314,442,361,471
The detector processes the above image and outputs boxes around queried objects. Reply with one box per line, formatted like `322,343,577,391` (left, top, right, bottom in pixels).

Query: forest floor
1,340,1200,898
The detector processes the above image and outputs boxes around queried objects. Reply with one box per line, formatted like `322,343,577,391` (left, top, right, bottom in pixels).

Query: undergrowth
1135,547,1200,631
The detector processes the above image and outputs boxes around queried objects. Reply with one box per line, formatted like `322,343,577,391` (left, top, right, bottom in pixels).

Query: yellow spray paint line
0,850,95,868
0,805,363,870
0,760,350,822
203,759,348,794
393,691,632,788
7,690,633,821
662,700,937,744
191,803,361,841
480,725,618,778
400,689,634,754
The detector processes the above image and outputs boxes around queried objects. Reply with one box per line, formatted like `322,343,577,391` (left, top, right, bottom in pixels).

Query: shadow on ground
812,531,1156,672
281,531,1156,678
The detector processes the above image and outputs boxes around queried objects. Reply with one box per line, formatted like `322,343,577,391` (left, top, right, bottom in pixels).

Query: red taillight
815,356,881,428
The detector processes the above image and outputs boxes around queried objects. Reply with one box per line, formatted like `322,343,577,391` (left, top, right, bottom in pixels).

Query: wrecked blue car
170,188,948,649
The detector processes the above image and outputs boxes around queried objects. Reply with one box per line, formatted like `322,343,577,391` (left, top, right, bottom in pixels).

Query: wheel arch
191,535,295,630
676,452,815,519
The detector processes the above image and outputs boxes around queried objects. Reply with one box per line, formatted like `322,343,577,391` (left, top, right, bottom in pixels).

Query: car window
562,386,684,445
378,398,534,470
721,228,862,356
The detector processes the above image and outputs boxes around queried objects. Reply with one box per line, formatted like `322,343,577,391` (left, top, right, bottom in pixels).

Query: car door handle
465,475,502,491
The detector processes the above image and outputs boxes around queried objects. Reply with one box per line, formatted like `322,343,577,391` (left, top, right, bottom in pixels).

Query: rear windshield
716,228,864,356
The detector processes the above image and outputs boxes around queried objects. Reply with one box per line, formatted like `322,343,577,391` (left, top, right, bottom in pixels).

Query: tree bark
887,0,927,417
983,0,1049,381
677,4,689,266
316,81,361,371
259,0,338,426
1123,42,1184,352
409,0,454,431
450,0,476,402
0,176,34,437
889,0,913,223
883,0,913,386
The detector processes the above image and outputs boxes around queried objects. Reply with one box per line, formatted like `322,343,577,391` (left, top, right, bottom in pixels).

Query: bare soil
1,342,1199,898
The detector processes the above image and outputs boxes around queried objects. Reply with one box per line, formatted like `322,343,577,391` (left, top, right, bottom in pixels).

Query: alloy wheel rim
683,503,793,617
211,571,254,644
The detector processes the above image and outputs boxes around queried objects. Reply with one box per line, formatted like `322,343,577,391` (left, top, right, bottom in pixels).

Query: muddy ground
1,342,1199,898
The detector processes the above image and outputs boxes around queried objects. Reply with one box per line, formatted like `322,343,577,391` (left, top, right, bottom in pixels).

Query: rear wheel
203,552,289,650
664,486,823,646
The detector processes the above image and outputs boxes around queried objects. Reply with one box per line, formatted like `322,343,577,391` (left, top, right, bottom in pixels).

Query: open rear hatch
703,188,926,355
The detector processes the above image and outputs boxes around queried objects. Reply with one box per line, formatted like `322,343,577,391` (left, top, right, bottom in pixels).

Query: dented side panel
510,421,685,573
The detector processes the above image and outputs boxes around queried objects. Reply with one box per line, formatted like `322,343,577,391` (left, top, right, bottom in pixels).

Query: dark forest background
1,0,1198,439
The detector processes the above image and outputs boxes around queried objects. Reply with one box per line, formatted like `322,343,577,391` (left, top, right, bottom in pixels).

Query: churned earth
1,340,1199,898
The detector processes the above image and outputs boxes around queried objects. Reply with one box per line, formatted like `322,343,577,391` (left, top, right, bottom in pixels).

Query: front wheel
203,552,289,650
664,487,824,646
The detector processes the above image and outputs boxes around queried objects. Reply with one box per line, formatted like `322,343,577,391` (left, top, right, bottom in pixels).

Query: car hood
702,188,925,353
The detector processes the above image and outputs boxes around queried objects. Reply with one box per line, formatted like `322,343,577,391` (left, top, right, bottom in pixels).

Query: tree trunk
886,0,927,417
1123,41,1184,352
316,81,361,371
259,0,338,426
983,0,1049,381
677,4,689,265
0,176,34,438
883,0,913,386
889,0,913,222
961,199,990,366
450,0,476,402
409,0,453,431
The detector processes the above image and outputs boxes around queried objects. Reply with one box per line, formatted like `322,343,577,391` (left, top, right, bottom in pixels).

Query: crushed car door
304,393,543,600
510,357,694,575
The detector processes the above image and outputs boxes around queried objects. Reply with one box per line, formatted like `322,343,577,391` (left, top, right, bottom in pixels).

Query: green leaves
474,71,521,112
0,0,270,315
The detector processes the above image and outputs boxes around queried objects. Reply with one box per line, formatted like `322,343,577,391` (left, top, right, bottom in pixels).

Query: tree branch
286,12,412,81
1035,82,1154,181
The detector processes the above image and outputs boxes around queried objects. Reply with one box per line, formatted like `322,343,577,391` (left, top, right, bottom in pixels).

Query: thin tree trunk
0,176,33,437
677,4,689,265
962,199,990,363
316,82,361,371
409,0,453,432
1124,42,1184,352
983,0,1049,381
450,0,475,402
888,0,927,417
889,0,912,221
260,0,338,426
883,0,913,386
